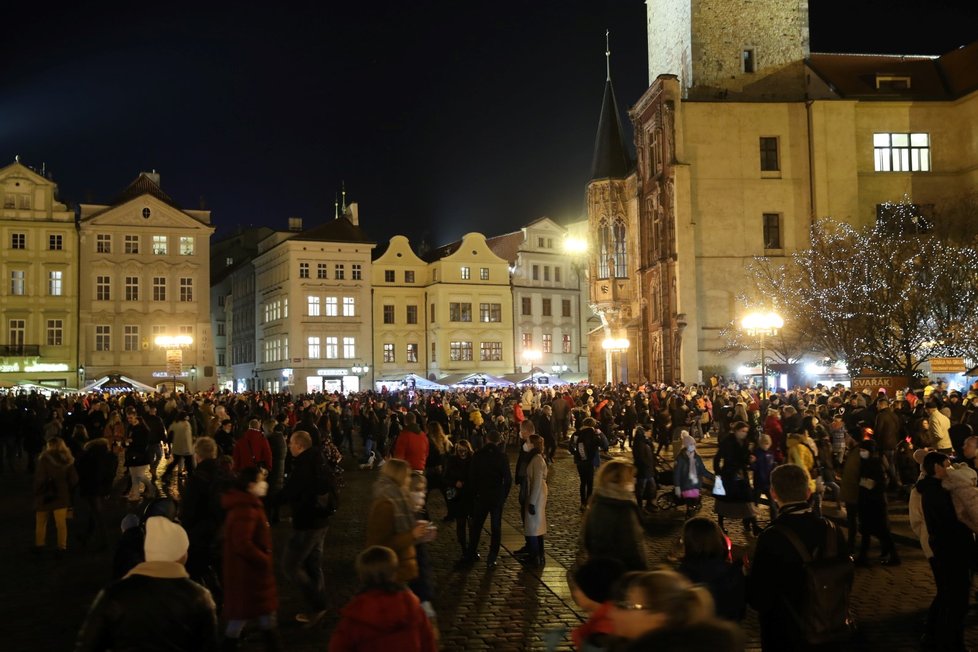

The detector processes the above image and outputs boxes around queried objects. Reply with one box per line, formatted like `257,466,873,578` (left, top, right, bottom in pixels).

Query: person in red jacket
392,412,429,472
221,466,280,650
232,418,273,471
329,545,436,652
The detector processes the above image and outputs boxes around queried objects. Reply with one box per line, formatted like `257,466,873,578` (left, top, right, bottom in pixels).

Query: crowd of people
4,374,978,651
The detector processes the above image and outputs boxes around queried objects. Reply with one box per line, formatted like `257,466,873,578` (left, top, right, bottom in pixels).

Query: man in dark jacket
917,451,974,650
631,426,656,510
748,464,853,651
124,412,155,502
874,398,902,490
76,516,218,652
462,430,512,569
569,418,601,510
179,437,232,590
143,404,167,481
274,430,331,625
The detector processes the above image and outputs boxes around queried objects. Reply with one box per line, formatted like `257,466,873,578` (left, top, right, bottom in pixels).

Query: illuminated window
343,337,355,358
460,266,470,280
543,333,552,353
450,341,473,361
874,133,930,172
179,236,194,255
342,297,355,317
152,235,168,255
481,341,502,361
325,336,338,359
521,332,532,349
10,270,24,295
325,297,338,316
480,267,489,280
406,343,418,363
48,271,63,296
307,336,320,358
308,296,321,316
480,303,501,322
562,334,572,353
383,343,395,362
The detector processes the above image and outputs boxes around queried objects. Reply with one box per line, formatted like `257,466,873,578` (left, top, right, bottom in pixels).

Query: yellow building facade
78,172,215,391
0,160,79,389
372,235,429,382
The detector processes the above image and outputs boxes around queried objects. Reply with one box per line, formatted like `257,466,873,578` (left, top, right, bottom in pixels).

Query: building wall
78,192,214,391
254,235,374,394
372,236,428,382
0,162,79,388
427,233,514,378
512,219,584,375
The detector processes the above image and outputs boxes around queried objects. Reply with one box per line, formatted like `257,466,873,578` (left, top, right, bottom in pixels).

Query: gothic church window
613,218,627,278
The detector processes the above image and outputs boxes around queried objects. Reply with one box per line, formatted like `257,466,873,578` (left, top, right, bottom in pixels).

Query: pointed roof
112,172,181,210
589,77,631,181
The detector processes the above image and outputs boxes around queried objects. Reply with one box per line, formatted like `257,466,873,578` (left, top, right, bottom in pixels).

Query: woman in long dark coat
855,439,900,566
221,467,280,649
713,421,760,537
443,439,474,560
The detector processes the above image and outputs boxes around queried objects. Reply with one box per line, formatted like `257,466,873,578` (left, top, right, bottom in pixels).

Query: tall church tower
647,0,810,99
586,41,641,385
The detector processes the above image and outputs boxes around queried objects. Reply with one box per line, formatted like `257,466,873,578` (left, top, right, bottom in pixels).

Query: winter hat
144,516,190,562
680,431,695,449
571,557,627,603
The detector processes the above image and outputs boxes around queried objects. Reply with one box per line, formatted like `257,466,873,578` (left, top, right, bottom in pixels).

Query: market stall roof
375,373,447,390
81,374,157,393
438,372,515,387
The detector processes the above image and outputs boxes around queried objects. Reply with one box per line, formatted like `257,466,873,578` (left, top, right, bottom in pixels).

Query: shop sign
928,357,966,374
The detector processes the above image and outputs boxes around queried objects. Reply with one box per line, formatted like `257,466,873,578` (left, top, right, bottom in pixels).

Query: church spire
590,30,630,182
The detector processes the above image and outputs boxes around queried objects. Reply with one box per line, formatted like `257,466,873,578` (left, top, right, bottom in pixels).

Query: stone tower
647,0,810,99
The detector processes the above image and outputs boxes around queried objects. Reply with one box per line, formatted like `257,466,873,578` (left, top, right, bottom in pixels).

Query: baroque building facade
0,160,79,389
78,172,215,391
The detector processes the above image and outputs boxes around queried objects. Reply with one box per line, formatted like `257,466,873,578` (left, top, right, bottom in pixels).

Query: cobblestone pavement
3,439,977,651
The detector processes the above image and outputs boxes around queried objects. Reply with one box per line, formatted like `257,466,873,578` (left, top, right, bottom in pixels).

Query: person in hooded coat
221,466,280,650
33,437,79,554
329,545,436,652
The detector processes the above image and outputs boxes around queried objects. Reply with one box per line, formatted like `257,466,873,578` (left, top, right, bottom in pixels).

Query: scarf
373,475,415,534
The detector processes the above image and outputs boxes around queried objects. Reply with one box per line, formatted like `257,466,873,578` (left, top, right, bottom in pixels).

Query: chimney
287,217,303,232
345,202,359,226
143,169,161,186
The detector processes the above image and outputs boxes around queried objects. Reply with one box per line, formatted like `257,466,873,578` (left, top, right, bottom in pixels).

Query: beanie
572,557,626,603
144,516,190,562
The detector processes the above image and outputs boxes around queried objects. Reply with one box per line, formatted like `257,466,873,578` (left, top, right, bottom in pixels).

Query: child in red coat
329,546,436,652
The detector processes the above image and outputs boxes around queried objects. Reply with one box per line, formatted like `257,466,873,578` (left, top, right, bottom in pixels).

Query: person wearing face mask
854,439,899,566
518,434,548,566
220,466,281,650
673,431,714,519
583,460,649,571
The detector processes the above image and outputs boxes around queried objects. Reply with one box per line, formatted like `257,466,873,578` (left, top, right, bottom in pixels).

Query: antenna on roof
605,29,611,81
334,193,339,220
341,181,347,214
14,154,19,163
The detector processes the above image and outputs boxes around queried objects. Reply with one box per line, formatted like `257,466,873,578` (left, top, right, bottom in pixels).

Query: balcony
0,345,41,356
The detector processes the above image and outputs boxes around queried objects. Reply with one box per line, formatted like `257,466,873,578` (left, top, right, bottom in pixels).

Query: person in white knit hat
75,516,218,651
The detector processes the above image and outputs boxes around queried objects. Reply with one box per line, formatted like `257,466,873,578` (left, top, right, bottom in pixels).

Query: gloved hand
528,504,536,515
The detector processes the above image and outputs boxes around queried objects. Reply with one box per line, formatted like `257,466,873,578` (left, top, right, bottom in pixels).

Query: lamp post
601,337,630,385
190,366,197,393
78,366,85,389
253,368,259,392
740,311,784,399
522,349,541,374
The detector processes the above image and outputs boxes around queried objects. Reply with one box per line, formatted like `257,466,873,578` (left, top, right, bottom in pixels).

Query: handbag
712,475,726,497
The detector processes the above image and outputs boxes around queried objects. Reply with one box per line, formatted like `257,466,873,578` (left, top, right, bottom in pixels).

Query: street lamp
253,368,259,392
522,349,541,373
602,337,630,385
190,366,197,392
551,363,569,377
740,311,784,399
78,366,85,387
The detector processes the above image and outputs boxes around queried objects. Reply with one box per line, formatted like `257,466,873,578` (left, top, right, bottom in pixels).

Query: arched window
597,218,611,279
613,218,627,278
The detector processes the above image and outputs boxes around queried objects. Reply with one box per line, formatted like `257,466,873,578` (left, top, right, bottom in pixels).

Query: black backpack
774,520,855,646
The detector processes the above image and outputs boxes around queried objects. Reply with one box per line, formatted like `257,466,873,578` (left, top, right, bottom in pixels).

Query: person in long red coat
232,418,273,472
329,545,436,652
221,467,280,650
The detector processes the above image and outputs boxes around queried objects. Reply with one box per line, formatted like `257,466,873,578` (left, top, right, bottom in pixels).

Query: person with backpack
748,464,854,651
569,418,601,511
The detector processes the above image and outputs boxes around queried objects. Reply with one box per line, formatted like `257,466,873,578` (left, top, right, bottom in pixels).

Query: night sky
2,0,977,247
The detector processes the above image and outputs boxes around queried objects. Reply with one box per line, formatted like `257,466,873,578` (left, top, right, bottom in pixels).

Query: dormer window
875,74,911,91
